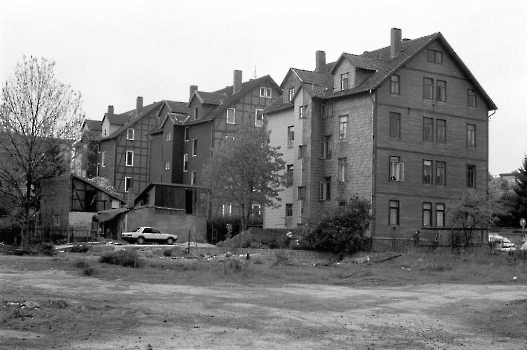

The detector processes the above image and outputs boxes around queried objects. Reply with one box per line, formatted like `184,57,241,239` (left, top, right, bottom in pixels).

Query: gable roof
184,74,280,125
189,91,227,106
71,173,125,203
84,119,102,131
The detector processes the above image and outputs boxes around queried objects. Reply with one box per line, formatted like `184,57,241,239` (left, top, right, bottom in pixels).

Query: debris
513,276,517,281
353,256,370,264
21,301,40,309
374,254,402,263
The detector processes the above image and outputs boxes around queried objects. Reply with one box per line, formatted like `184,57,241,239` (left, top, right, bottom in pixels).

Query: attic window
427,49,443,64
260,87,272,98
288,87,295,102
127,128,134,140
340,73,349,90
227,108,236,124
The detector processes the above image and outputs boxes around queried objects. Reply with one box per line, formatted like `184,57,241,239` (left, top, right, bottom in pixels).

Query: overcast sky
1,0,526,176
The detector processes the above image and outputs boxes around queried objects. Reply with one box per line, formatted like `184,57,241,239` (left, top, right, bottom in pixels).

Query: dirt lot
1,255,527,350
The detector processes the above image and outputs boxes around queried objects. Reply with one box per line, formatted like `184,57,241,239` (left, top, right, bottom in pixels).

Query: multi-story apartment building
97,97,189,196
149,70,281,217
263,28,497,239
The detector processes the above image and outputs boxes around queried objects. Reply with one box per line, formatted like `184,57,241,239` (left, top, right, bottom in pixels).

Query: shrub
207,216,242,243
73,260,90,269
305,196,371,254
35,242,55,256
70,245,90,253
99,249,143,268
271,251,292,266
223,257,250,275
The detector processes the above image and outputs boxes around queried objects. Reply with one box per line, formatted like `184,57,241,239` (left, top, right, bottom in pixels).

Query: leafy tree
489,174,516,227
0,56,84,248
306,196,372,254
446,188,505,247
201,121,285,231
513,155,527,225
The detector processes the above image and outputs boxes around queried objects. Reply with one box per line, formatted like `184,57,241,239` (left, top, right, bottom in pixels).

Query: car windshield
132,228,142,232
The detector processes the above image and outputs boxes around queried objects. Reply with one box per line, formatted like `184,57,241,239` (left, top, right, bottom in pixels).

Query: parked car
488,233,516,252
121,227,177,245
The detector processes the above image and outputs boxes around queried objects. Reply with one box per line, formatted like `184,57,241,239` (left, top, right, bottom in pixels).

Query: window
338,158,347,182
436,119,446,144
320,177,331,201
423,160,432,184
389,200,399,225
288,87,295,102
260,86,272,98
222,204,232,217
340,73,349,90
165,131,172,141
436,161,446,186
192,139,197,156
287,126,294,148
101,151,106,167
423,202,432,227
255,108,263,127
227,108,236,124
285,204,293,217
184,127,189,141
436,80,446,102
299,105,307,119
339,115,348,139
127,128,134,140
194,106,199,120
427,49,443,64
298,186,306,200
390,75,400,95
436,204,445,227
321,103,333,118
423,117,433,142
320,135,332,159
467,124,476,148
124,177,133,192
390,112,401,138
468,89,477,108
53,215,60,227
286,165,294,187
467,165,476,188
164,160,170,170
390,156,404,181
423,78,433,100
298,145,307,159
191,171,196,185
125,150,134,166
183,154,188,172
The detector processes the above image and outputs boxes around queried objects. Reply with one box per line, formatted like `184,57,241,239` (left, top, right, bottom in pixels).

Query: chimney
136,96,143,115
233,70,242,94
315,50,326,72
107,105,114,116
189,85,198,99
390,28,402,58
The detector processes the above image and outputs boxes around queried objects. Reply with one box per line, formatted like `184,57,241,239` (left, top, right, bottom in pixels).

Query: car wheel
137,237,145,245
167,237,174,245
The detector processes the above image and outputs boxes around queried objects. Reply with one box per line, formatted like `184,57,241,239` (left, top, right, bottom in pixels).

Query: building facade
264,28,497,239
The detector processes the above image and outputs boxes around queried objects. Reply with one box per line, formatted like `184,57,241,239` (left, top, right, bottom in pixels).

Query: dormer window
340,73,349,90
194,106,199,120
127,128,134,140
260,87,272,98
288,87,295,102
227,108,236,124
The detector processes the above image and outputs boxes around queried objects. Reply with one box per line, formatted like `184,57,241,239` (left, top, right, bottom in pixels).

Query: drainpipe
369,89,377,241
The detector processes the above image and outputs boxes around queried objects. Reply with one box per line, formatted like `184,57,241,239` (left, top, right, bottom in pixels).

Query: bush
305,196,371,254
271,251,292,266
73,260,91,269
70,245,90,253
207,216,242,243
99,249,143,268
37,242,55,256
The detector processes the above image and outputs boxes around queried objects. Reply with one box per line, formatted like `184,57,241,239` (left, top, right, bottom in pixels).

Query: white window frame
101,151,106,167
124,177,133,192
390,156,404,181
184,127,189,142
260,87,272,98
339,115,348,140
183,154,188,172
319,178,331,201
287,126,294,148
227,108,236,124
338,158,347,182
191,171,196,185
125,150,134,166
288,87,295,102
255,108,263,127
165,160,170,170
127,128,135,140
192,138,197,157
165,131,172,141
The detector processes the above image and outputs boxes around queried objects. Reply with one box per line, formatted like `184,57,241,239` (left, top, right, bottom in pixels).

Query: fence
372,228,488,252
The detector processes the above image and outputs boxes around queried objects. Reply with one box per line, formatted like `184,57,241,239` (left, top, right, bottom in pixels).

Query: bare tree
201,121,285,231
0,56,84,248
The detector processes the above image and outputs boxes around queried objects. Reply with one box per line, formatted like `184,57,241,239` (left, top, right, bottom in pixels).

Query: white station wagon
121,227,177,245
